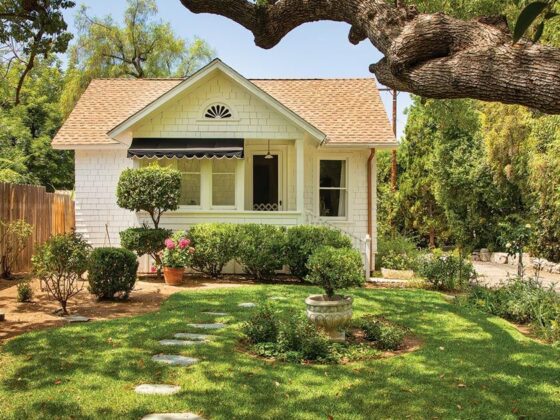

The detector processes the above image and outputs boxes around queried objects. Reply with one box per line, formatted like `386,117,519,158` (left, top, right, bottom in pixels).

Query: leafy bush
380,250,416,271
375,233,419,271
162,231,194,268
236,224,286,281
0,219,33,279
32,232,91,314
357,315,406,350
242,303,279,344
417,252,475,291
120,227,170,275
277,314,331,361
17,281,33,302
87,247,138,300
285,226,352,279
188,223,239,278
116,165,181,228
306,246,364,298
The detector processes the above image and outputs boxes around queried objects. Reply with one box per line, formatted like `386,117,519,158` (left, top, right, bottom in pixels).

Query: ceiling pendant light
265,139,273,159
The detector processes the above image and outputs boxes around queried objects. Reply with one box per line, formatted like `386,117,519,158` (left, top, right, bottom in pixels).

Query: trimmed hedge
236,224,286,281
188,223,239,278
286,226,352,279
88,247,138,300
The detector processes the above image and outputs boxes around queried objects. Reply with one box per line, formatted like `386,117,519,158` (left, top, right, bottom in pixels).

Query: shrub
17,281,33,302
277,314,330,361
162,230,195,268
357,315,406,350
417,252,475,291
375,234,419,270
88,247,138,300
0,219,33,279
188,223,239,278
32,232,91,314
120,227,170,275
285,226,352,279
380,250,416,271
306,246,364,298
242,303,279,344
116,165,181,228
236,224,286,281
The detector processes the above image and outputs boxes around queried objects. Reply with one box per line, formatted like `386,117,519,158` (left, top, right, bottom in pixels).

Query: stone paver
174,333,213,341
65,315,90,323
202,312,228,316
269,296,287,301
187,323,225,330
238,302,256,308
151,355,199,366
159,339,204,346
141,414,204,420
135,384,181,395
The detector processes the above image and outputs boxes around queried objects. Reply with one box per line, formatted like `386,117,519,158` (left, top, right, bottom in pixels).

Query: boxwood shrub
187,223,239,278
236,224,286,281
285,225,352,279
88,247,138,300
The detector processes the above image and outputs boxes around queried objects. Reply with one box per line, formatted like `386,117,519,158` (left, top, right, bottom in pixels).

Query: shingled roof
52,72,395,147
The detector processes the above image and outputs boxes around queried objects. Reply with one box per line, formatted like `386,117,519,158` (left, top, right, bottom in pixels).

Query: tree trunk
180,0,560,114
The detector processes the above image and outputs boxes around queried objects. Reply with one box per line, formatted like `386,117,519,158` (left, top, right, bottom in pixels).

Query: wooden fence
0,183,75,274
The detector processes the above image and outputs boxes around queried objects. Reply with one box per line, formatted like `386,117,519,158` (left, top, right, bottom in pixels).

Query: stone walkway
473,262,560,291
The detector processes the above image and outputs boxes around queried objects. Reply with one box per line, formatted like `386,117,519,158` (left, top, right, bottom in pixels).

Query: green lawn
1,285,559,419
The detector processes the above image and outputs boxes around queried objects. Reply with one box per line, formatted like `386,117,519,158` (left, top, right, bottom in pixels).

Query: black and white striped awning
127,138,244,159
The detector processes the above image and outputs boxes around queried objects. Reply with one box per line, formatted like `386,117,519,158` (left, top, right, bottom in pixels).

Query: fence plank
0,183,75,274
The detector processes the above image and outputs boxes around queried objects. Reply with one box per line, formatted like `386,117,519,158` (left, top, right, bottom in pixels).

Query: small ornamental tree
117,164,181,276
32,232,91,315
117,165,181,228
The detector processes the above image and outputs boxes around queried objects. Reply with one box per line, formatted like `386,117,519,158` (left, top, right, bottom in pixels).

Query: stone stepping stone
151,355,199,366
65,315,90,323
202,311,229,316
187,323,225,330
238,302,256,308
135,384,180,395
159,339,203,346
174,333,213,341
141,414,204,420
269,296,287,301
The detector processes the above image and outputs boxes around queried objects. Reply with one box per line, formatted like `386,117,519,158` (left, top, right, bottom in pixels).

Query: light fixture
265,139,273,159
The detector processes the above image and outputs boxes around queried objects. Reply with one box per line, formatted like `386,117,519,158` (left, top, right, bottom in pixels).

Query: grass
1,285,559,419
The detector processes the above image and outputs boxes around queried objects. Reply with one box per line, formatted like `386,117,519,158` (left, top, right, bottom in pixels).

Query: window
212,159,236,206
205,104,232,119
319,160,347,217
177,160,201,206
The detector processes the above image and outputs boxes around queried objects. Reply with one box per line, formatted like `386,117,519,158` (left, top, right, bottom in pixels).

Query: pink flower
150,265,157,273
178,238,190,249
165,238,175,250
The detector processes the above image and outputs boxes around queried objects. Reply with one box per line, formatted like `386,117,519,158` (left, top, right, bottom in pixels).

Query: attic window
205,104,232,119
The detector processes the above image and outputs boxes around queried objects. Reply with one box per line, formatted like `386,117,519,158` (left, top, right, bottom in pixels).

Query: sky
63,0,411,139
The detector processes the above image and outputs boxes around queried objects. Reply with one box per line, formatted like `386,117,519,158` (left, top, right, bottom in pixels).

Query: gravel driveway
473,261,560,291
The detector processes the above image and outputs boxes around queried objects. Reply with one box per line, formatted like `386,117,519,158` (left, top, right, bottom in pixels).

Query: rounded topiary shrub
236,224,286,281
286,226,352,279
88,247,139,300
187,223,239,278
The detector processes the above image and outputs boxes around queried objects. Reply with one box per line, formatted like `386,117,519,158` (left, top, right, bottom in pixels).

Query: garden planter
305,294,353,342
163,266,184,286
381,268,414,280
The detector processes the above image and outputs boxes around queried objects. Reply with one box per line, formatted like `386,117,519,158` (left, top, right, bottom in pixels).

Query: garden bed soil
0,276,246,342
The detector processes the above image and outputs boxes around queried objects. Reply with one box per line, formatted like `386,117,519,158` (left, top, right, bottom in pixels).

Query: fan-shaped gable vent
205,104,232,119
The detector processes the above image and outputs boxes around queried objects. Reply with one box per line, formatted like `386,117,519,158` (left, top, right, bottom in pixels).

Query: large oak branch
180,0,560,114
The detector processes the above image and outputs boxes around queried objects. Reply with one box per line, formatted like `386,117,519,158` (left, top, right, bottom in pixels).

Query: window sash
319,159,347,218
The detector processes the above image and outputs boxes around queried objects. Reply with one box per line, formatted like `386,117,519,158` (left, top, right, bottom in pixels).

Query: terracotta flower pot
163,266,184,286
305,294,353,342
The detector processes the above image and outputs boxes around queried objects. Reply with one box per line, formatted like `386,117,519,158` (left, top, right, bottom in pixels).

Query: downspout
367,148,376,271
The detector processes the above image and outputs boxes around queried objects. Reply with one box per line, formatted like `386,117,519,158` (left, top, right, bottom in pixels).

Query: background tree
60,0,214,115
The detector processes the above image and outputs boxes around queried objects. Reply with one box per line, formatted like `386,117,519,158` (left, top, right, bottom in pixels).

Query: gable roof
52,60,395,148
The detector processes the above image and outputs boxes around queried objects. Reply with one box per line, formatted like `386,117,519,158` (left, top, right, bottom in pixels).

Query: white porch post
296,137,305,222
235,158,245,210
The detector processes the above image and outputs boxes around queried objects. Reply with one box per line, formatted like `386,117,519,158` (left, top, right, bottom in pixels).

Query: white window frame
317,157,349,220
177,159,202,210
211,158,237,209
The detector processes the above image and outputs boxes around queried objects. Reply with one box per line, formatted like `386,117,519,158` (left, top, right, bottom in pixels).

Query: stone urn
305,294,353,342
163,266,184,286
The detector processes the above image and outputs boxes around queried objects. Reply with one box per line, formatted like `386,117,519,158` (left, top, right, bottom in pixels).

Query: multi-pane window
177,160,201,206
319,160,347,217
212,159,236,206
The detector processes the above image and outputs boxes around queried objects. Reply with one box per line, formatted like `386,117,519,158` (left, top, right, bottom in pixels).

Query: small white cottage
52,59,396,273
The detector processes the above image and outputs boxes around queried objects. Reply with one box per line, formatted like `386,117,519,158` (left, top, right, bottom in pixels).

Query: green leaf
513,1,549,43
533,21,545,41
